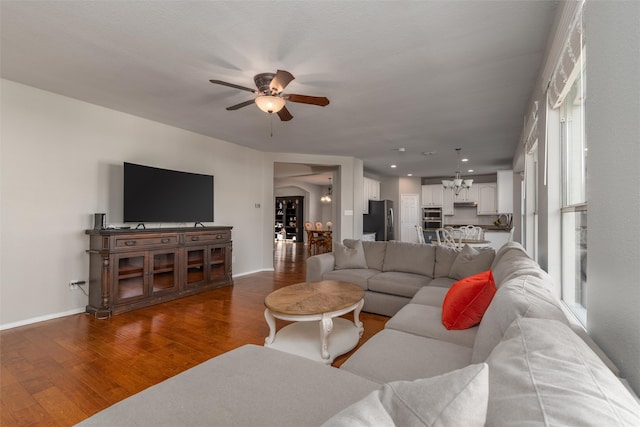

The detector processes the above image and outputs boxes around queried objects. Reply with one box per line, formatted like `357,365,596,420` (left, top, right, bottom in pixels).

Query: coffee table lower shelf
264,317,362,364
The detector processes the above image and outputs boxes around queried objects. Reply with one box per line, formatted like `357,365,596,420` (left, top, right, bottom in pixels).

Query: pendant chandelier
442,148,473,196
320,178,332,203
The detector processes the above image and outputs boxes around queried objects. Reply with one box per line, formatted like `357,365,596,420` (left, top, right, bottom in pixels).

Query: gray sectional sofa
79,241,640,426
307,239,496,317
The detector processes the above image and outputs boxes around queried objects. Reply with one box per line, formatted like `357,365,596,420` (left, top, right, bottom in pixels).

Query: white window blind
547,4,585,109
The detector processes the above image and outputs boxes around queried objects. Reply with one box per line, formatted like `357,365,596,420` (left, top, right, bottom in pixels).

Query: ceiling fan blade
210,79,257,93
226,99,256,110
270,70,295,93
285,94,330,107
277,106,293,121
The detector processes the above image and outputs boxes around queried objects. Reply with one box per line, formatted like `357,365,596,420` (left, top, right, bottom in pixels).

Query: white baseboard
0,307,86,331
2,269,275,330
233,268,274,278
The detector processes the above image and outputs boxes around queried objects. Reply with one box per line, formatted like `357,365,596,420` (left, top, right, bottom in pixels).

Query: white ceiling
0,1,558,179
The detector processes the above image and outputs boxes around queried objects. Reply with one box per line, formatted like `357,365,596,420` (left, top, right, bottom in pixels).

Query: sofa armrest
306,253,336,282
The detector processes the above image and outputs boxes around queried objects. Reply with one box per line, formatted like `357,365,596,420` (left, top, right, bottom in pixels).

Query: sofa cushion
385,304,478,348
364,291,412,318
345,239,387,271
442,270,496,330
491,247,544,287
77,344,379,427
448,245,495,280
334,240,368,270
486,318,640,426
471,274,569,363
367,272,431,298
409,286,449,306
434,245,459,278
428,277,457,288
322,269,378,290
362,240,387,271
323,364,488,427
381,241,435,277
489,241,529,271
340,329,472,384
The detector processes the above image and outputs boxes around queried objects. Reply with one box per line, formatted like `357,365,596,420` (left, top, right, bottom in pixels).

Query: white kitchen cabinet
363,177,380,214
443,188,454,215
454,185,478,203
477,183,497,215
496,170,514,213
421,184,443,207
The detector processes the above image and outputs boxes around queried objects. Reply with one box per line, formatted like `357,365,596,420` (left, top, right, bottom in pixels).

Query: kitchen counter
444,224,512,232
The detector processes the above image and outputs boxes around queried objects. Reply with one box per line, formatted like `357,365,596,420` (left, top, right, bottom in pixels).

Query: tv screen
123,162,214,223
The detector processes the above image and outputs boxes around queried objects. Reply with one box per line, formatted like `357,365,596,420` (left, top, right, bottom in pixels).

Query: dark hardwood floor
0,242,388,426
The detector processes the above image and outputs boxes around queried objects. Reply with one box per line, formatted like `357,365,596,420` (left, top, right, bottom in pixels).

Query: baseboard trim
2,269,276,330
233,268,274,278
1,307,86,331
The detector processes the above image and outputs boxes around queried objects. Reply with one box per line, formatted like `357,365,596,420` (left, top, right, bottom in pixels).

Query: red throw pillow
442,270,497,330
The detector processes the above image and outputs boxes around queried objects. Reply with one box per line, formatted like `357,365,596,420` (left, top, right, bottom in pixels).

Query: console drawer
184,230,231,244
114,234,179,249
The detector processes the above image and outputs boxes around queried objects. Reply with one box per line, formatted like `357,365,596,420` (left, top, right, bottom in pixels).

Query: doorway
400,193,420,242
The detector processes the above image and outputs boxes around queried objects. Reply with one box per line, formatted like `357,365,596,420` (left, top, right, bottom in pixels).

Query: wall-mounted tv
123,162,214,223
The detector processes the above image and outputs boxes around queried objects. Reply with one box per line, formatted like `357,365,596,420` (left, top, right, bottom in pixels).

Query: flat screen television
123,162,214,223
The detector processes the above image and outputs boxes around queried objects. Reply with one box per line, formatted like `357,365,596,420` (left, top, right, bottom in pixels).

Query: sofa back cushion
486,318,640,426
434,246,459,278
491,246,545,287
448,245,495,280
343,239,387,271
489,241,528,270
471,274,568,363
333,240,368,270
362,241,387,271
323,363,489,427
382,241,435,278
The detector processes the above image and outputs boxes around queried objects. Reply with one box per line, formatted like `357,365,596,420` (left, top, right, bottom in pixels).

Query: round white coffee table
264,280,365,364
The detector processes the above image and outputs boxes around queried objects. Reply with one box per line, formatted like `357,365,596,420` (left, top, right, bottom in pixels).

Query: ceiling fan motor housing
254,73,277,94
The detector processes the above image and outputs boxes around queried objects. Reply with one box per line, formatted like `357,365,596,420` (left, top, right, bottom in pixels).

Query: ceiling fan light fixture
255,95,285,113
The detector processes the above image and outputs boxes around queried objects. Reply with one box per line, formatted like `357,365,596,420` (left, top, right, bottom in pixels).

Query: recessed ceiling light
468,169,474,173
461,158,469,162
390,164,397,168
407,173,413,177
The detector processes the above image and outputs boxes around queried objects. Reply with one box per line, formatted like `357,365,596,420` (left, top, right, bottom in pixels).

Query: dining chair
460,225,483,240
415,225,425,244
315,221,324,230
436,228,461,249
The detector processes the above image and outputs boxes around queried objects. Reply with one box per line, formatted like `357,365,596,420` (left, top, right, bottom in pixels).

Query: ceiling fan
209,70,329,121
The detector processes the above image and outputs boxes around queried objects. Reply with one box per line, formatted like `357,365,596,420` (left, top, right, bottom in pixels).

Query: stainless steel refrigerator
363,200,394,241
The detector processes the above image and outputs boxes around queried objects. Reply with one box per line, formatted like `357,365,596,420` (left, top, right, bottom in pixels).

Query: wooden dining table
306,229,332,255
459,239,491,248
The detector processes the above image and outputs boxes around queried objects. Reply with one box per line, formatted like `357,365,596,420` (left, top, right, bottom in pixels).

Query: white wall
584,0,640,394
0,79,362,328
0,79,268,326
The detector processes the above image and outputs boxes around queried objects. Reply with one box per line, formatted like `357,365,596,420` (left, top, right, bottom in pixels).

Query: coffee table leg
320,313,333,361
354,299,364,337
264,309,277,345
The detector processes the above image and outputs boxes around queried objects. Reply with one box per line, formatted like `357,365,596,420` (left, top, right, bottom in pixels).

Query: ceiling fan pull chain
270,113,274,137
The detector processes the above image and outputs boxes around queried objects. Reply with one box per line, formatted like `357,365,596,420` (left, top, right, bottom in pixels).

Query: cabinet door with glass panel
184,243,232,288
113,249,179,305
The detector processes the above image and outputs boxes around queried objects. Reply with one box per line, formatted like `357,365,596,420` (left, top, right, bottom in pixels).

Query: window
560,60,587,325
524,143,539,261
